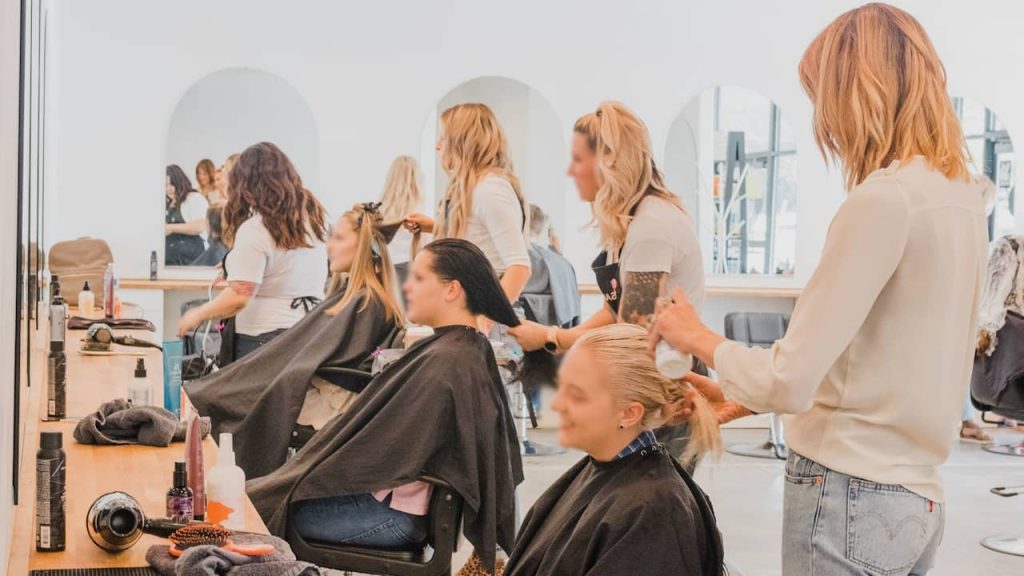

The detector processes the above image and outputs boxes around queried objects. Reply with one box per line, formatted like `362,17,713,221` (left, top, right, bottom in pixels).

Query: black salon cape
246,325,525,572
506,445,724,576
185,287,402,479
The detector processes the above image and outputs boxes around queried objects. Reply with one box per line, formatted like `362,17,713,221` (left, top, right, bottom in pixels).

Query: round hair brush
167,523,275,558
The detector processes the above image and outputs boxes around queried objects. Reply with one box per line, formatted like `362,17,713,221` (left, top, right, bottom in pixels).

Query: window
953,97,1016,239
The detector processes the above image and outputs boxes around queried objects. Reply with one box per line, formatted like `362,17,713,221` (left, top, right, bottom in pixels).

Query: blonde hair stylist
404,104,531,324
651,4,990,575
510,102,704,355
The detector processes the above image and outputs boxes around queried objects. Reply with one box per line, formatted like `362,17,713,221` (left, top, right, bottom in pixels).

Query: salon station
1,1,1024,575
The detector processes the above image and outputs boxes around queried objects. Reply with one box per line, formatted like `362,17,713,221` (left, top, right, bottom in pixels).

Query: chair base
982,441,1024,457
522,439,565,457
981,533,1024,557
727,441,789,460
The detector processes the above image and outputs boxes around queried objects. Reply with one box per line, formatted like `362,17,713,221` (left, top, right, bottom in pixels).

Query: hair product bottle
35,431,66,552
206,433,246,530
103,263,115,318
166,461,194,523
78,281,95,314
184,413,206,521
128,358,151,407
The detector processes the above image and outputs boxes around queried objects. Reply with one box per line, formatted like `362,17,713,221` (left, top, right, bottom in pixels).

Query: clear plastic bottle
127,358,151,407
206,433,246,530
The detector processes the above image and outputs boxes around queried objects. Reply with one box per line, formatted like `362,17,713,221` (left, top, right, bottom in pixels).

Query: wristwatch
544,326,560,354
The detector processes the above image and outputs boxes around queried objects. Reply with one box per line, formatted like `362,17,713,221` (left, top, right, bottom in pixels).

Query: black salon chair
286,475,464,576
723,312,791,460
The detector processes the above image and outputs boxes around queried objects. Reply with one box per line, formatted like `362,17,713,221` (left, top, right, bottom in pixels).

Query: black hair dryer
86,491,187,552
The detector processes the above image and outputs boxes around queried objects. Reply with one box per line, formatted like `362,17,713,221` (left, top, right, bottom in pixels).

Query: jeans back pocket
846,479,931,576
785,452,825,485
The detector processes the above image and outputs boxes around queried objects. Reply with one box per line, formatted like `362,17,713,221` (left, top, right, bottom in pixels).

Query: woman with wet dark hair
248,238,523,574
178,142,329,360
164,164,208,265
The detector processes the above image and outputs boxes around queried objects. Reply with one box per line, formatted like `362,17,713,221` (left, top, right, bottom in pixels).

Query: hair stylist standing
404,103,531,320
650,5,991,575
165,164,209,265
178,142,329,360
510,102,704,357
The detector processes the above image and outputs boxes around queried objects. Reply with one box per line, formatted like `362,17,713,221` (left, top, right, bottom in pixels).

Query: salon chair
286,475,464,576
723,312,791,460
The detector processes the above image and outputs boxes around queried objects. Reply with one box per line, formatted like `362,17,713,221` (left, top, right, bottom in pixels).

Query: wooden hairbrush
167,523,276,558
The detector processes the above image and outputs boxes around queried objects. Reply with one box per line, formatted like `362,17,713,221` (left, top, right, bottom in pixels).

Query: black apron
165,202,206,266
589,199,705,468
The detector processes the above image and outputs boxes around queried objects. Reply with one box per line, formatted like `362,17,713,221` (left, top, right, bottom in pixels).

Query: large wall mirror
953,97,1016,239
164,68,319,267
421,76,566,242
665,85,797,276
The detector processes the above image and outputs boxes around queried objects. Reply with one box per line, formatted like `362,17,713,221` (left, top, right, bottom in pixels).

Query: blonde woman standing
651,4,991,574
405,103,531,314
510,102,704,359
379,155,427,282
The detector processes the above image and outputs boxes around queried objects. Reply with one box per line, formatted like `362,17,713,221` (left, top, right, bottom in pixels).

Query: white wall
1,0,22,571
166,68,320,194
43,0,1024,290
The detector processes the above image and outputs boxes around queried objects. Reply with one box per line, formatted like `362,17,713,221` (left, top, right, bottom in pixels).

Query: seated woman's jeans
291,493,429,550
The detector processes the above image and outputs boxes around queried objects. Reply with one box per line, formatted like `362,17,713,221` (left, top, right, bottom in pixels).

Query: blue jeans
783,452,944,576
291,493,428,550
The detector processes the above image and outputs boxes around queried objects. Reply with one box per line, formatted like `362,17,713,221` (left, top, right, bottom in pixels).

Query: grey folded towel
145,532,322,576
73,398,210,447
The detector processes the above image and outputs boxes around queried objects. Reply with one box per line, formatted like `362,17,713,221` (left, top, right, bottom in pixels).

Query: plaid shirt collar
614,430,659,460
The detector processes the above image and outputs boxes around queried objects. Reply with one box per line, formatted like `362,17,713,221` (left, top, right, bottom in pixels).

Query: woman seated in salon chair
503,323,724,576
247,239,524,575
186,203,404,480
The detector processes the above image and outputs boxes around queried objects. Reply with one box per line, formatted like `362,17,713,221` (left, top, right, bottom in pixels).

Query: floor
338,424,1024,575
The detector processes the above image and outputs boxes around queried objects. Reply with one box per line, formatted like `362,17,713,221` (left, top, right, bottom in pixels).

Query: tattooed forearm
619,271,668,327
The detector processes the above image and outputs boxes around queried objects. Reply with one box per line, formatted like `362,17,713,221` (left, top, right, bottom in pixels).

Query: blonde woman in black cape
505,323,723,576
186,203,404,479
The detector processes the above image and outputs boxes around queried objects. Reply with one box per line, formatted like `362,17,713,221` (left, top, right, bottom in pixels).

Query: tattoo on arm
228,281,258,297
619,271,668,327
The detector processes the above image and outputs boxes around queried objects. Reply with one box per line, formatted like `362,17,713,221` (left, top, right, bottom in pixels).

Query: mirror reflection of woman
404,103,531,329
379,155,427,286
178,142,329,361
164,164,209,265
650,5,991,575
505,324,723,576
195,158,220,205
213,153,239,206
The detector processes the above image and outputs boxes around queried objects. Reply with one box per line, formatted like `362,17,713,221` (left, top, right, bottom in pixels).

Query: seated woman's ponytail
575,324,722,466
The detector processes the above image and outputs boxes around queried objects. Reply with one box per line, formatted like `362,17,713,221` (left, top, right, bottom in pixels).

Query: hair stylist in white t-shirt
404,103,531,330
178,142,329,360
165,164,209,266
509,101,704,355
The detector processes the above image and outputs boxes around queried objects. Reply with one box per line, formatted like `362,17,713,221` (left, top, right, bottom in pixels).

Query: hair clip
361,202,382,214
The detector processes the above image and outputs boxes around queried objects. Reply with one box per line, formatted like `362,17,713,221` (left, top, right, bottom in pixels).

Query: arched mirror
420,76,566,248
665,85,797,276
953,97,1016,239
164,68,319,267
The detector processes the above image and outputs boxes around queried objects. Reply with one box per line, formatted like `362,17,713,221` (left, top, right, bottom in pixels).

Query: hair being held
577,324,721,465
326,204,404,324
422,238,520,328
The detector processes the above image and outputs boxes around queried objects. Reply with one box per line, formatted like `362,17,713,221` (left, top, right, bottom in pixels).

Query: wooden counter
578,282,802,299
7,325,267,574
119,277,218,291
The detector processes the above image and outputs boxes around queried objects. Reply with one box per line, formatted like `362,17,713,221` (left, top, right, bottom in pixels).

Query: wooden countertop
119,277,218,291
7,324,267,574
578,283,802,299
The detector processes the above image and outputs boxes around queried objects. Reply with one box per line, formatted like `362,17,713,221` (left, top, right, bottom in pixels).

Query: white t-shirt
180,192,210,242
225,214,327,336
618,195,705,312
464,175,531,275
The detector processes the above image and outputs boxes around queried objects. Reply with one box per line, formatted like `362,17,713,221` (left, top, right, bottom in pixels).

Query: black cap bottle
36,431,66,551
166,461,194,523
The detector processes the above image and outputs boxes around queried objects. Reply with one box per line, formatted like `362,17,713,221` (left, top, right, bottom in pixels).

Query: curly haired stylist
650,5,991,575
179,142,329,360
